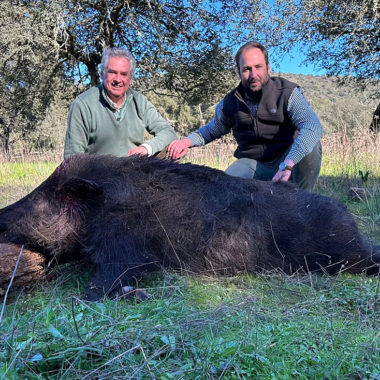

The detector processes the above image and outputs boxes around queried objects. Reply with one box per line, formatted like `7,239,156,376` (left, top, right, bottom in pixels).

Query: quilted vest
222,77,298,162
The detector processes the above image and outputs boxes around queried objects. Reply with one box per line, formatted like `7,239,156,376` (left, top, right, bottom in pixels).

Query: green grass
0,146,379,379
0,162,57,208
0,272,379,379
0,162,57,185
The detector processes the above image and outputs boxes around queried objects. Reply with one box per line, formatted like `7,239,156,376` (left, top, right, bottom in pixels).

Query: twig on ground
0,245,24,325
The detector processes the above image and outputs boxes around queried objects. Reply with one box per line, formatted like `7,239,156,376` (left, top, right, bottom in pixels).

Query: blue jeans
225,141,322,191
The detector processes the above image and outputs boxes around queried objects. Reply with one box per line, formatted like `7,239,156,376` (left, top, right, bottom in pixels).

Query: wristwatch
279,162,293,171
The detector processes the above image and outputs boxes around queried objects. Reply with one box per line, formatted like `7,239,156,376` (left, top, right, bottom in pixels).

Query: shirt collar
102,84,128,111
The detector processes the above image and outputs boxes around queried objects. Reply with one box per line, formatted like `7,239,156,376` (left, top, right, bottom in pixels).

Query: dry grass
321,128,380,178
183,126,380,179
1,124,378,176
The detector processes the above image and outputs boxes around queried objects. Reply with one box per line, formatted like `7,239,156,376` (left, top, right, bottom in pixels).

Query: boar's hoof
121,286,152,302
84,283,105,302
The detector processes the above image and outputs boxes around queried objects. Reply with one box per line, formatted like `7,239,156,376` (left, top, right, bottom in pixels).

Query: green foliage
268,0,379,96
0,0,53,154
17,0,261,98
0,0,76,155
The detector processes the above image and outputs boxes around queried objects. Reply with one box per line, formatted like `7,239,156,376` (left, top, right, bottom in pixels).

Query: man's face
103,57,132,104
239,47,270,93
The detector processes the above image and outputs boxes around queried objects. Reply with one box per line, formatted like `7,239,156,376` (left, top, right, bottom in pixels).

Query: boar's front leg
85,264,122,301
85,262,158,301
84,229,159,301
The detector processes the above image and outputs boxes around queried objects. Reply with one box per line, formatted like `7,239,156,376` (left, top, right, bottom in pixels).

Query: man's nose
249,70,257,79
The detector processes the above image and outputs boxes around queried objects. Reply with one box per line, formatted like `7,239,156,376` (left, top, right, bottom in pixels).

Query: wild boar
0,154,378,300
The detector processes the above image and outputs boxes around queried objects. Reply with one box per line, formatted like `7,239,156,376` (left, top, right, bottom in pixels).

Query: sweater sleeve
142,99,177,155
63,99,91,159
285,88,323,164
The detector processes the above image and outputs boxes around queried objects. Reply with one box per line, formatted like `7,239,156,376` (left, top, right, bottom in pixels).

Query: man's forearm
286,88,323,164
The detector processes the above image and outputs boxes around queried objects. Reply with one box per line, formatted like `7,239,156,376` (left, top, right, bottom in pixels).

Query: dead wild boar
0,154,378,300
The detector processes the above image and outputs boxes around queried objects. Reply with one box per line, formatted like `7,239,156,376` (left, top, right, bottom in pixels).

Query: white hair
100,47,136,79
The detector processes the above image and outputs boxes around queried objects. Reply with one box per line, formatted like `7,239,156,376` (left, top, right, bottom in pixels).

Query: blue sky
270,47,326,76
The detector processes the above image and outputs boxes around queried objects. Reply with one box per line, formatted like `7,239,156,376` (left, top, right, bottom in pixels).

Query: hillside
277,73,378,134
28,74,380,155
144,72,378,138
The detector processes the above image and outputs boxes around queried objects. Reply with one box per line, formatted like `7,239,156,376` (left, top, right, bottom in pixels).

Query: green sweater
64,85,177,159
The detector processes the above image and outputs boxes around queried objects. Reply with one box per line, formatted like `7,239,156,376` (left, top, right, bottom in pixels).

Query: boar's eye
33,192,46,204
61,195,80,215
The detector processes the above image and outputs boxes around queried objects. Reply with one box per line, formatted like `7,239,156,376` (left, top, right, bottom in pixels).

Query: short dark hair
235,41,269,71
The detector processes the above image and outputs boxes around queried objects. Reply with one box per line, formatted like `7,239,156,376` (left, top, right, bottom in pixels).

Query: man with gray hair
64,47,176,159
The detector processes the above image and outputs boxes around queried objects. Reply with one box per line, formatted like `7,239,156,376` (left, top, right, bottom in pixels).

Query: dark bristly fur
0,154,378,300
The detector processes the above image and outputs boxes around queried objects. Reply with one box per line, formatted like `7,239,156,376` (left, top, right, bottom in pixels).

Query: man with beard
64,47,176,159
168,41,323,191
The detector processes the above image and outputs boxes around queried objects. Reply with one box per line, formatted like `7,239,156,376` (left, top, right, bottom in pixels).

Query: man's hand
272,159,294,183
127,146,148,157
168,138,192,160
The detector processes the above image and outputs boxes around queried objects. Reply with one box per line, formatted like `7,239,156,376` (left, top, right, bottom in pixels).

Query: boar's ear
56,178,103,200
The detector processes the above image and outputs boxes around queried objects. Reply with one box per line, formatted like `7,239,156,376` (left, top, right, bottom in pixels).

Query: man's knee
225,158,257,179
293,141,322,191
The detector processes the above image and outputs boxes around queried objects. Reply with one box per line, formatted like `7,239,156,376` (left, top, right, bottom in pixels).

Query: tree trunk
0,122,10,157
86,58,101,87
370,103,380,133
0,243,45,296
